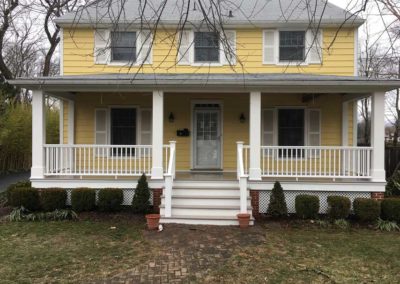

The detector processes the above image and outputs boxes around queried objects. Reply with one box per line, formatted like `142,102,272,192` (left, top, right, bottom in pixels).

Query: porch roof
9,73,400,94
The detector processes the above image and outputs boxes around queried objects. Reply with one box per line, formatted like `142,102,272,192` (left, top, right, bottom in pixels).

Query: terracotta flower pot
145,214,160,230
237,213,251,228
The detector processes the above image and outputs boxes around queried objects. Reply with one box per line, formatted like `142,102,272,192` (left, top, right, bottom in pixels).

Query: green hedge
327,196,351,219
8,187,40,211
381,198,400,222
97,188,123,212
295,195,320,219
353,198,380,222
71,188,96,212
40,188,67,212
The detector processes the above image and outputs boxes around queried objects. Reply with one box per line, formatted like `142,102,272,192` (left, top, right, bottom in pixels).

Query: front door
193,105,222,169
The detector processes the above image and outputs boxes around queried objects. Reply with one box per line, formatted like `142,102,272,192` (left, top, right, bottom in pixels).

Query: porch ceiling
9,73,400,94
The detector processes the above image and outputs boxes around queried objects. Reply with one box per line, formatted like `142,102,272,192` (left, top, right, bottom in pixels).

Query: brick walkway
98,224,266,283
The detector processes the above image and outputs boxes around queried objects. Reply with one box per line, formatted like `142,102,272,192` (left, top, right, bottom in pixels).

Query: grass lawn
0,216,399,283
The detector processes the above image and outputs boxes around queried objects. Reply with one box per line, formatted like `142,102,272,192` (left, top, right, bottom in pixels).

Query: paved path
98,224,266,283
0,171,30,192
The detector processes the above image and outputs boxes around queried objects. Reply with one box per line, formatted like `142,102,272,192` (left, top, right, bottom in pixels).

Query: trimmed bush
8,187,40,211
381,198,400,222
71,188,96,212
267,181,288,217
353,198,380,222
132,174,151,213
386,171,400,197
6,180,31,204
40,188,67,212
295,194,320,219
327,196,351,219
97,188,123,212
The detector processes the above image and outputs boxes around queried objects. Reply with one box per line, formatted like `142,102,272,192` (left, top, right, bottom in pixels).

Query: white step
172,188,240,196
160,215,255,226
162,195,251,206
160,204,252,217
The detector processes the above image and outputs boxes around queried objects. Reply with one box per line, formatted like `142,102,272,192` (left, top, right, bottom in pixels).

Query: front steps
159,181,254,226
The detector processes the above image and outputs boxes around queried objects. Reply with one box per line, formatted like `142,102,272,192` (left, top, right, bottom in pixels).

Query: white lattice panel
259,191,370,214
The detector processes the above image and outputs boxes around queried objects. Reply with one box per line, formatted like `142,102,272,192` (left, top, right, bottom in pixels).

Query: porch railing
44,144,154,176
260,146,373,179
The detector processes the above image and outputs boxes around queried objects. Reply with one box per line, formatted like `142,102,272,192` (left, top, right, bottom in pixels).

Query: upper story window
279,31,305,62
111,32,136,62
194,32,220,63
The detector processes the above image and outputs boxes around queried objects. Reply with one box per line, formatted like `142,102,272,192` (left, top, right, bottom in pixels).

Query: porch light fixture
168,112,175,123
239,113,245,123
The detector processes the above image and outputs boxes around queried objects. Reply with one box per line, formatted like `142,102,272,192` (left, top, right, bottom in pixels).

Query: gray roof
9,73,400,93
56,0,364,28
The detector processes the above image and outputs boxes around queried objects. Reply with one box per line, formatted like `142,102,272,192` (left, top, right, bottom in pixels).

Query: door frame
191,100,224,170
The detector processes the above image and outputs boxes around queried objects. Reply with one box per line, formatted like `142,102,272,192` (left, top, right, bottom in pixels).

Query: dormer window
111,32,136,62
279,31,305,62
194,32,220,63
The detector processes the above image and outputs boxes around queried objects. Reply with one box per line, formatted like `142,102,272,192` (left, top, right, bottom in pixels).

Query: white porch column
59,100,64,144
249,91,262,180
371,92,386,181
67,100,74,144
31,90,46,179
151,90,164,179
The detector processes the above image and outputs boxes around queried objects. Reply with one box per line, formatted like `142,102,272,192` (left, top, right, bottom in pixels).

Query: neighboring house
10,0,400,225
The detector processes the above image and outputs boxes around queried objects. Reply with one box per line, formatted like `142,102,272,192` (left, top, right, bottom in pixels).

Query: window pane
194,32,219,62
111,108,136,155
279,31,305,61
111,32,136,62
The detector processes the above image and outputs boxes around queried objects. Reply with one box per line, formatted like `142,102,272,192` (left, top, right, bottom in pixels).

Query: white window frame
276,29,308,66
191,31,224,66
109,31,137,65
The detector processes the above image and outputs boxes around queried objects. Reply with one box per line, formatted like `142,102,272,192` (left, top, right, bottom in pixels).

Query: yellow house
11,0,400,225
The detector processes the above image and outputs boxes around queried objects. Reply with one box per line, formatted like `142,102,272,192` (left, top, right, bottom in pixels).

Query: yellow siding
71,93,348,171
63,28,355,76
63,101,69,144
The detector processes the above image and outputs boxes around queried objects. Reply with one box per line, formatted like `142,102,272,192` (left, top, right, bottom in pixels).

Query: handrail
237,141,248,214
163,141,176,218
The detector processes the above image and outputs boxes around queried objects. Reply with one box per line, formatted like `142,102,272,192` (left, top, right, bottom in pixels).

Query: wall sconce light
239,113,246,123
168,112,175,123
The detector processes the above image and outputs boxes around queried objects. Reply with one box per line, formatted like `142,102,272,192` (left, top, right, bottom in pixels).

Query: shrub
327,196,351,220
334,219,350,230
375,218,399,232
381,198,400,222
132,174,151,213
40,188,67,212
8,187,40,211
267,181,288,218
295,195,320,219
353,198,380,222
97,188,123,212
9,207,78,222
71,188,96,212
386,171,400,197
6,180,31,204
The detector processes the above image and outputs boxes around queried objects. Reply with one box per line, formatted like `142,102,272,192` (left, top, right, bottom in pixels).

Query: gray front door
193,108,221,169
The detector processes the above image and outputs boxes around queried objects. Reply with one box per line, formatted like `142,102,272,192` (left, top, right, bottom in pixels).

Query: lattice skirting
65,189,154,206
259,191,371,214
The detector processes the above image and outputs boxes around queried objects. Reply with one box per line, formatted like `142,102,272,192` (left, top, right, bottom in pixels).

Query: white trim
59,100,64,144
31,178,164,189
151,90,164,179
354,27,359,76
59,28,64,75
31,90,45,179
248,180,384,192
249,92,262,180
371,92,386,181
190,100,224,170
67,100,74,145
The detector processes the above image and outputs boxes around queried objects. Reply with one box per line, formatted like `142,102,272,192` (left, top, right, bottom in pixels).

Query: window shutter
307,29,323,64
262,109,275,146
263,30,277,64
94,29,110,64
95,109,108,144
307,109,321,146
140,108,152,145
222,30,236,65
137,30,153,64
177,30,192,65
